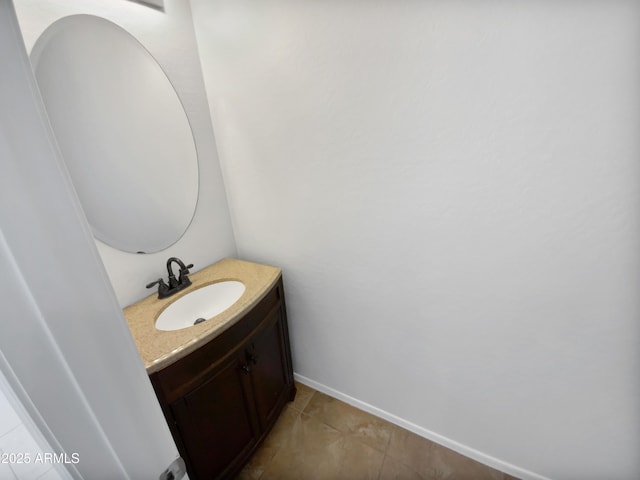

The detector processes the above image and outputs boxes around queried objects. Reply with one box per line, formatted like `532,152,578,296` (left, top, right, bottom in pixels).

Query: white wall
192,1,640,478
15,0,236,307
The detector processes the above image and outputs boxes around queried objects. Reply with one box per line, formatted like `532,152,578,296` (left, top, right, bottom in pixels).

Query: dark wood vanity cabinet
149,278,296,480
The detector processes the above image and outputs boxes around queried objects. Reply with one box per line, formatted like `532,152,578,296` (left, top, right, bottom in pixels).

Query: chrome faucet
146,257,194,299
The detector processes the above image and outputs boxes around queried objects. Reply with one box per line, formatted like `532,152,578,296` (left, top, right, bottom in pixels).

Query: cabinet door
247,306,290,429
170,352,258,480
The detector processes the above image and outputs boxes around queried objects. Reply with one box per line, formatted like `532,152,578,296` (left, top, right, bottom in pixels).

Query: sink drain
193,317,207,325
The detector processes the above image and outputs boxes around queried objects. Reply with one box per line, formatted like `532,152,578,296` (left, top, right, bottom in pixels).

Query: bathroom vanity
123,259,296,480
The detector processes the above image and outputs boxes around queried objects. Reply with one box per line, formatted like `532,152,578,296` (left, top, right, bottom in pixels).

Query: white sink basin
155,281,246,331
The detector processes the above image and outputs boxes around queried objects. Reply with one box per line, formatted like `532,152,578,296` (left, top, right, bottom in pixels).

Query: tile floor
237,382,519,480
0,384,65,480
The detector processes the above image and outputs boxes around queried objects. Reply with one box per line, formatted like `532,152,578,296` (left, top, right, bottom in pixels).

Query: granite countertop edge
123,258,282,375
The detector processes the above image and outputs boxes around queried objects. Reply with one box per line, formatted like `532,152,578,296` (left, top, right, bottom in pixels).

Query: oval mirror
30,15,199,253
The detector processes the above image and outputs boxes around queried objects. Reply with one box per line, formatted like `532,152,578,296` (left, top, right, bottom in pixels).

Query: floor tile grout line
241,384,517,480
249,402,305,480
376,454,385,480
0,422,23,440
297,387,427,479
301,388,390,480
303,388,399,454
375,416,396,480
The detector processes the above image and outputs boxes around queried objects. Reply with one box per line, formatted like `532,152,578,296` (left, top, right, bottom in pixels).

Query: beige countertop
123,258,281,374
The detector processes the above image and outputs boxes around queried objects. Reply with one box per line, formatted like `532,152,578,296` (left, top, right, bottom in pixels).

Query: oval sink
155,281,245,331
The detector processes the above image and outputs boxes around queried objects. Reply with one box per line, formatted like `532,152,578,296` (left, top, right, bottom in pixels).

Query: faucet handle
146,278,171,298
146,278,167,289
177,264,194,288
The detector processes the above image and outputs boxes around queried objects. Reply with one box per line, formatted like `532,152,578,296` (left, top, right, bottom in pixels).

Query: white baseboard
293,372,550,480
